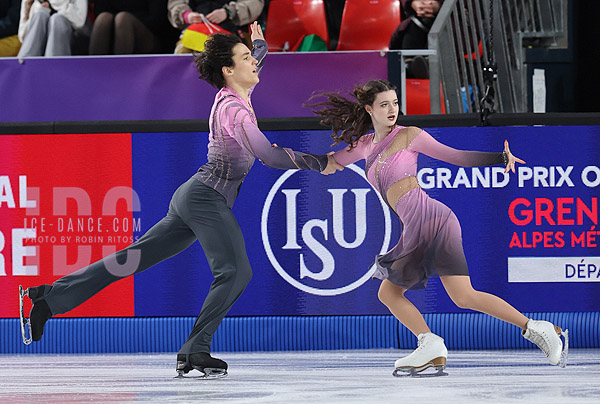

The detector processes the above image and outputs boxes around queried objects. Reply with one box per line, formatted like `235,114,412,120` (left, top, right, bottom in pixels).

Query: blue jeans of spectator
18,10,73,57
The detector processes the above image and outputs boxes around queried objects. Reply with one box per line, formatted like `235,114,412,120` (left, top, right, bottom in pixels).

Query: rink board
1,312,599,353
1,124,599,353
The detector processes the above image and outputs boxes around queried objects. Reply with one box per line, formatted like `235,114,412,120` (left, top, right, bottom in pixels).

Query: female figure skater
314,80,568,375
19,23,342,378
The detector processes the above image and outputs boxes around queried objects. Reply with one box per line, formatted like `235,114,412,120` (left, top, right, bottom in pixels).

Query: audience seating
405,79,446,115
337,0,401,51
265,0,329,52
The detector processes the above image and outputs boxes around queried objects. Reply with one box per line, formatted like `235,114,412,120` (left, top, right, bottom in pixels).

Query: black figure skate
18,285,52,345
18,286,32,345
174,353,228,379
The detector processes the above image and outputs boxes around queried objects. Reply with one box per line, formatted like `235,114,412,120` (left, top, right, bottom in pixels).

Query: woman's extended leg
440,275,529,329
441,275,567,366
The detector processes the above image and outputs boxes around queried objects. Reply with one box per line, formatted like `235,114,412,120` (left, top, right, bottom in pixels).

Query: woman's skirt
372,187,469,290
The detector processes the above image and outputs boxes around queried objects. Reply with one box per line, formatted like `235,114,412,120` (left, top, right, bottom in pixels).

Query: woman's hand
250,21,264,42
504,140,526,173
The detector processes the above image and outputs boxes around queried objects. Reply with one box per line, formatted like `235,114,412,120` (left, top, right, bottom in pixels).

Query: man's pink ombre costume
194,39,327,207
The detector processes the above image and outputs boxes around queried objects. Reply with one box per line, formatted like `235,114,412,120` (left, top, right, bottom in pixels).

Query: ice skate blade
174,368,228,380
393,365,448,378
393,358,448,378
393,356,447,374
559,328,569,368
18,285,32,345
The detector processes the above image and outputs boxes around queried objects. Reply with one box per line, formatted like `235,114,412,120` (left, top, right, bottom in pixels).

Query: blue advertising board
131,125,600,316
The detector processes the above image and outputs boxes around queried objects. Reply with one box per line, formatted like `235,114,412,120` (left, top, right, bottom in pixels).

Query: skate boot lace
411,333,432,355
524,322,569,368
528,329,551,357
530,327,569,368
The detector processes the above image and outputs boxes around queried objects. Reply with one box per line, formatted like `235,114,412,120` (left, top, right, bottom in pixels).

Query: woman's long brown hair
305,80,397,150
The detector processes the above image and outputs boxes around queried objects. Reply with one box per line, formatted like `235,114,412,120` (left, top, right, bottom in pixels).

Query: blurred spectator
322,0,344,50
168,0,264,53
89,0,178,54
17,0,87,57
389,0,443,78
68,0,92,55
0,0,21,56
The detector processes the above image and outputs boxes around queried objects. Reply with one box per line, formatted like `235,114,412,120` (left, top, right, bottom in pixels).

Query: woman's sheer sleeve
230,105,327,171
408,130,505,167
332,141,367,166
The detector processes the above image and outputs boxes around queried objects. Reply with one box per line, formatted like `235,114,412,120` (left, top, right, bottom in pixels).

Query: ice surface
1,349,599,403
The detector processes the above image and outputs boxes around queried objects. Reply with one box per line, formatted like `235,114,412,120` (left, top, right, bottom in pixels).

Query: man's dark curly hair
194,33,243,89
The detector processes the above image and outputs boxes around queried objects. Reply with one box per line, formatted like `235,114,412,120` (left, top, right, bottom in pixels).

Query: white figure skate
522,319,569,367
393,332,448,377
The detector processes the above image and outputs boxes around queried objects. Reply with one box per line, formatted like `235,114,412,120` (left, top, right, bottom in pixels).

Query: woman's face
226,43,260,89
365,90,399,128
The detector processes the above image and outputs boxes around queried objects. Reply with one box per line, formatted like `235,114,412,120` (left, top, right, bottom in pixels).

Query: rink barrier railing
1,312,598,354
1,112,600,135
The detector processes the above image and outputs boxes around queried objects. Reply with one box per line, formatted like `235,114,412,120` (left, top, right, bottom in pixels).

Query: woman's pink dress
333,126,504,290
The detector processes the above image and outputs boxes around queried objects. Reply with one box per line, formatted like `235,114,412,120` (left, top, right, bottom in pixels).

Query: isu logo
261,164,392,296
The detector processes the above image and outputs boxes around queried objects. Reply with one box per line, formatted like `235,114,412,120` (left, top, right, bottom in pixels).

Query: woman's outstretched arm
408,128,524,170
